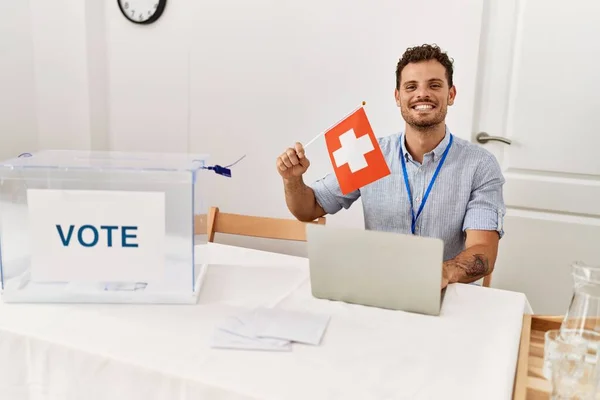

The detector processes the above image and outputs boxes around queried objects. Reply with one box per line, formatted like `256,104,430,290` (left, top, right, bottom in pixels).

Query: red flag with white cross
324,107,391,194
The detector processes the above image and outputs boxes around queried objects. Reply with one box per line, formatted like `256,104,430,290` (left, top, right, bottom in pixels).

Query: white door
472,0,600,314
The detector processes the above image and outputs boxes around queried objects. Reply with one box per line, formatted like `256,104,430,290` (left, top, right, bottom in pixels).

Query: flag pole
303,101,366,149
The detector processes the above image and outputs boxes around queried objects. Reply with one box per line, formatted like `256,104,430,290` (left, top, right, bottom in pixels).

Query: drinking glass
544,329,600,399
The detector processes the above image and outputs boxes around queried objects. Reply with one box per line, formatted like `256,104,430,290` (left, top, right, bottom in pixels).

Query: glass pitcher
561,261,600,337
550,262,600,397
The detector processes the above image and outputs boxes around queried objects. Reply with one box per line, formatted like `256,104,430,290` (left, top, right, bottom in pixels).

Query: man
276,44,505,288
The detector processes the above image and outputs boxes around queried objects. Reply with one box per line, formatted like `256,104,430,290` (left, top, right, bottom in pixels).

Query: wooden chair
483,274,492,288
195,206,326,242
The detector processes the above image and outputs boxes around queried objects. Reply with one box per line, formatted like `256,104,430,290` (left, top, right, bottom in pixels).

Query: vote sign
55,225,139,248
27,189,165,282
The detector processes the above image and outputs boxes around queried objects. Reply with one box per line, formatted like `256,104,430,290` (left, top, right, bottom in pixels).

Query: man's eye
431,84,441,89
406,86,416,90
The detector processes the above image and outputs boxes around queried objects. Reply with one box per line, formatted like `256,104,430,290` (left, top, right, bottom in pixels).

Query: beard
400,103,447,132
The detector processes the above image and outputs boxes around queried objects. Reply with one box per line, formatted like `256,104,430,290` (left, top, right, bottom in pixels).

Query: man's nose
415,86,431,98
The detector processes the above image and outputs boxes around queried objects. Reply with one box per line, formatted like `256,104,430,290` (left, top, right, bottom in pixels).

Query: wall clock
117,0,167,25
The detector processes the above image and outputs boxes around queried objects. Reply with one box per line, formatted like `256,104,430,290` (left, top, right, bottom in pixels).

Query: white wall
106,0,191,153
0,0,37,161
85,0,110,151
0,0,109,160
30,0,93,151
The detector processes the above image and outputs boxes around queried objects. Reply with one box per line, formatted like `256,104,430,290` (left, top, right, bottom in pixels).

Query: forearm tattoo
453,254,489,278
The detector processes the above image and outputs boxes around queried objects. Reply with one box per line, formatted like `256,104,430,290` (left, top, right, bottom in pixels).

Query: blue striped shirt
309,127,506,261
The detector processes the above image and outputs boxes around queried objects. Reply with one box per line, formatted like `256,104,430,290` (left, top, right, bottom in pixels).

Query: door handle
476,132,512,145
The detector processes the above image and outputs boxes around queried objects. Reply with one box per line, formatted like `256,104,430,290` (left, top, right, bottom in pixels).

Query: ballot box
0,150,210,304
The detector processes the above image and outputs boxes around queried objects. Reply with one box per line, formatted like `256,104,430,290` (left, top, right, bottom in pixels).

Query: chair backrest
482,274,492,288
195,206,326,242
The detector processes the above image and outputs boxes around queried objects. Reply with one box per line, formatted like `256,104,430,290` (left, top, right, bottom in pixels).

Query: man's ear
394,88,400,107
448,86,457,106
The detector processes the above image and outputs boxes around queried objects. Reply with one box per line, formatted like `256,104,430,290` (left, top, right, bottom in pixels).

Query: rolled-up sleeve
462,153,506,238
309,173,361,215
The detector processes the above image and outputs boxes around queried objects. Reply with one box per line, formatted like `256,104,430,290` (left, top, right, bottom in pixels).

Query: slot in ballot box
0,150,210,304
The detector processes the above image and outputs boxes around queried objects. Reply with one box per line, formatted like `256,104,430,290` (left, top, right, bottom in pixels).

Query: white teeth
414,104,433,110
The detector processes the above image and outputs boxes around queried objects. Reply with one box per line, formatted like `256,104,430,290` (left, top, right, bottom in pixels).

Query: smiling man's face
395,59,456,131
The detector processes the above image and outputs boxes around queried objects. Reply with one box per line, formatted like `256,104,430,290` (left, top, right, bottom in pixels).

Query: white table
0,243,531,400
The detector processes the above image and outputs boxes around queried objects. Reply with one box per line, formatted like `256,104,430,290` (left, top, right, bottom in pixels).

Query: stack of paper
210,307,331,351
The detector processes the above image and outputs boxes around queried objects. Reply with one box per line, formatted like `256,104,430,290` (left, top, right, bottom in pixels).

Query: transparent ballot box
0,150,210,304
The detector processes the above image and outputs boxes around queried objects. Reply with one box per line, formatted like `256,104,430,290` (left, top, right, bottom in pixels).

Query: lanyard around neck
400,134,453,235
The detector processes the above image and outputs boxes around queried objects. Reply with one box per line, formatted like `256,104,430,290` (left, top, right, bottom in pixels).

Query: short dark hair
395,44,454,89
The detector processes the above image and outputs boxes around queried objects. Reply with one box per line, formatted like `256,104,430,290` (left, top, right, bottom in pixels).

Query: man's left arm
442,230,499,287
442,152,506,288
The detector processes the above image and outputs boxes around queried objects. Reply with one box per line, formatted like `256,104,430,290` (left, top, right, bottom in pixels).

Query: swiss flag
324,107,391,195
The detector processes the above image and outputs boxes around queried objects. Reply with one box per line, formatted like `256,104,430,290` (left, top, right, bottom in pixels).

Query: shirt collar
401,126,452,163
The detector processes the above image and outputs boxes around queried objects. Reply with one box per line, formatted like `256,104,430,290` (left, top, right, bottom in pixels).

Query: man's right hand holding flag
276,142,326,223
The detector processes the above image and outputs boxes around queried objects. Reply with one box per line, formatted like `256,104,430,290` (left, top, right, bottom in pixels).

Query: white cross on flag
324,107,391,194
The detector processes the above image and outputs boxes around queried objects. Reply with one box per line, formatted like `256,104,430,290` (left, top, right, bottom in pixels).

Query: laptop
305,224,446,316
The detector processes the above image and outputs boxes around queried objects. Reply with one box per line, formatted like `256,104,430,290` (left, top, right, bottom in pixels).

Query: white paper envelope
252,307,331,345
209,328,291,351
